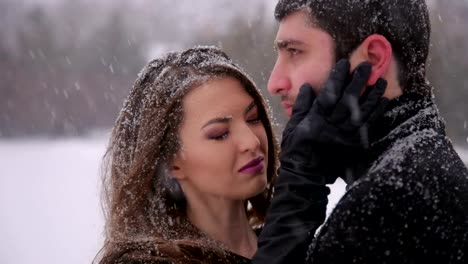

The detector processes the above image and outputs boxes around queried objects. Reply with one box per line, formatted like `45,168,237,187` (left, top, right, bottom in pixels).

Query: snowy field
0,137,107,264
0,137,466,264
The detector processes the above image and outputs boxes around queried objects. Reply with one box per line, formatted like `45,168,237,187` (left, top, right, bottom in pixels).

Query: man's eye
287,48,300,56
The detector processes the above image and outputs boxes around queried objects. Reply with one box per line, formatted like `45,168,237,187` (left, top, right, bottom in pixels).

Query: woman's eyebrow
201,116,233,129
245,101,257,115
201,101,256,129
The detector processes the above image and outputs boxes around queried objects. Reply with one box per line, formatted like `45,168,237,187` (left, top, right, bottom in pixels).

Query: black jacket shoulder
309,127,468,263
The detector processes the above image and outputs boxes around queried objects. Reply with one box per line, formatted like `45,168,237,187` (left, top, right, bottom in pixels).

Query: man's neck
185,195,257,259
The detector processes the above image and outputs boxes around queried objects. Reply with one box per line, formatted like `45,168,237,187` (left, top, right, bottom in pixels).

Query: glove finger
327,98,352,124
315,59,350,114
286,83,316,132
342,61,372,99
328,62,371,125
360,78,387,121
358,81,374,105
335,61,371,125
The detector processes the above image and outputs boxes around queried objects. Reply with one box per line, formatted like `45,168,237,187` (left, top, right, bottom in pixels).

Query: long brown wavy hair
95,46,279,263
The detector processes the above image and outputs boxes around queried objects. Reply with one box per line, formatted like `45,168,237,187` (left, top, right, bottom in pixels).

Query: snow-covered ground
0,137,466,264
0,137,107,264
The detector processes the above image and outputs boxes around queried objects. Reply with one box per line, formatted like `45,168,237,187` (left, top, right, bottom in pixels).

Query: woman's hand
280,59,388,184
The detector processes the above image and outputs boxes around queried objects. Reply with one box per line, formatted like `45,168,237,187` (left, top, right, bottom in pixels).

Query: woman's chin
247,175,268,197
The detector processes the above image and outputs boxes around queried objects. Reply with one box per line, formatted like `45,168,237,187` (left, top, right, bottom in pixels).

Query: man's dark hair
275,0,431,96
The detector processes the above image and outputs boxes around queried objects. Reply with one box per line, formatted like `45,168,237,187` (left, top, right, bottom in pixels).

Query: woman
95,46,279,264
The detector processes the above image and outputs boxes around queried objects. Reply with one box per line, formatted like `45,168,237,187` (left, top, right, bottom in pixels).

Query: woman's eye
247,117,261,124
247,108,261,124
209,131,229,141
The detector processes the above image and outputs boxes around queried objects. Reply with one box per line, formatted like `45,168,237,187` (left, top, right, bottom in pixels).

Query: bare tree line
0,0,466,146
428,0,468,145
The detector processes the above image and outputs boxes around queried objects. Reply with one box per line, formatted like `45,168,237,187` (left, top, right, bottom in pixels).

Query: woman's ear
350,34,392,86
169,153,186,181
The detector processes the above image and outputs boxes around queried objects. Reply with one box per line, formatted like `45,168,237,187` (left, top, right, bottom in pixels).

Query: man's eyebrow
274,39,305,51
201,116,232,129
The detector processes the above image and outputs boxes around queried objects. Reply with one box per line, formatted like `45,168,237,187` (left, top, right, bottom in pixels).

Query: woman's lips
239,157,265,174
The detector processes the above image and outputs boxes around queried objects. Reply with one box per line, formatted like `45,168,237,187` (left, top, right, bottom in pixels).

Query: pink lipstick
239,156,265,174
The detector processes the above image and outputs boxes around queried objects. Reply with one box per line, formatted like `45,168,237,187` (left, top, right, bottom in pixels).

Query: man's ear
350,34,392,86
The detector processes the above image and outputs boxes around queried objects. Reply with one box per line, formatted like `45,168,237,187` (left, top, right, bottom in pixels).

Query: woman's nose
238,126,261,154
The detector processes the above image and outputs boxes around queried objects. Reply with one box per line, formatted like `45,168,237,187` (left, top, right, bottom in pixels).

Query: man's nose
267,60,291,96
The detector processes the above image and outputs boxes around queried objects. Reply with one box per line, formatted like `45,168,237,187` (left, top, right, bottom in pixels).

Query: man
253,0,468,263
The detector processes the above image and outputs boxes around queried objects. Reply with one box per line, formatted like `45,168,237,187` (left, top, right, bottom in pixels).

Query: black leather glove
280,59,388,184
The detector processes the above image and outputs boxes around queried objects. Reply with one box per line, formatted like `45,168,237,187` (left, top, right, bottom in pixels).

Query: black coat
254,93,468,264
308,93,468,263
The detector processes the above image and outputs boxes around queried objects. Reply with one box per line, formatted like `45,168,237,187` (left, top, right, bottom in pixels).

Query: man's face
268,11,335,117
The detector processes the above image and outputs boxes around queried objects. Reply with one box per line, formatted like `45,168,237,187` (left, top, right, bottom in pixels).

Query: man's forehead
274,26,319,49
279,9,316,27
274,12,331,47
276,12,317,36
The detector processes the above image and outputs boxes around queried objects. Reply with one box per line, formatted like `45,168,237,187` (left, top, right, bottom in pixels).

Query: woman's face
171,76,268,201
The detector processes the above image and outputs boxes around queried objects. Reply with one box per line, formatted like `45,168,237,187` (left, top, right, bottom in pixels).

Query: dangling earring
167,177,186,204
157,162,186,205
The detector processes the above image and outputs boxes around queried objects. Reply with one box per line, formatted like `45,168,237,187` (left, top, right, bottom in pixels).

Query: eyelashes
287,47,302,58
207,116,262,141
209,131,229,141
247,117,261,124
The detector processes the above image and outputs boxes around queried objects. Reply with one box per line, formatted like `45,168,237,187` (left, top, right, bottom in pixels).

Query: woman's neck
186,196,258,259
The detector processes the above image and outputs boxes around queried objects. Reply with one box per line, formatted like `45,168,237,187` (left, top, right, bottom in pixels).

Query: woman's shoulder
98,240,250,264
97,240,175,264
